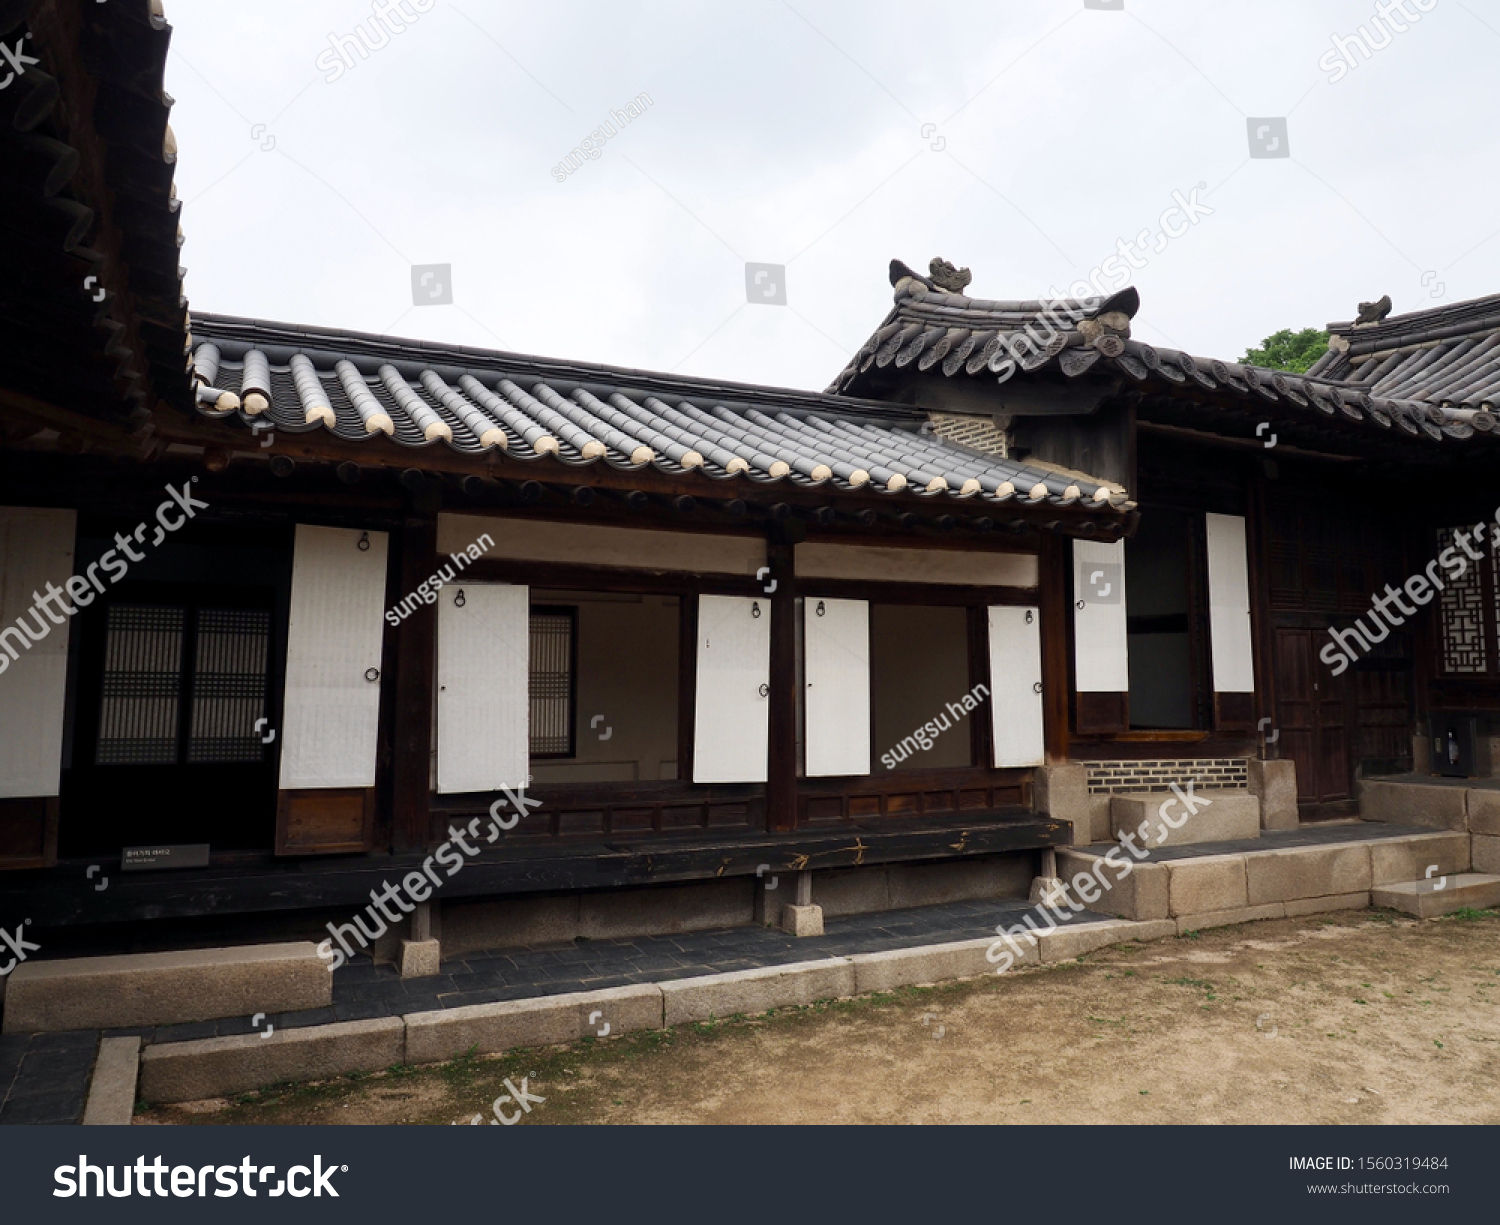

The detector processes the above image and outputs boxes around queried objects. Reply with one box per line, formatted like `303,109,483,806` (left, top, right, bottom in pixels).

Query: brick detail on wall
1080,758,1250,795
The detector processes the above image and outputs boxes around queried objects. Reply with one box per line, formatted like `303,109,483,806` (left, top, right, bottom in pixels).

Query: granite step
1370,873,1500,919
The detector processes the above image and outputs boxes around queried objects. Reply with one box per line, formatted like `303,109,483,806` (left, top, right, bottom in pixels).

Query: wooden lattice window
529,606,576,757
1436,527,1496,675
97,603,271,765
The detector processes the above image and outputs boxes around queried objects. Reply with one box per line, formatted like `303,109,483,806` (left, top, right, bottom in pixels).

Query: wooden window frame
528,603,579,760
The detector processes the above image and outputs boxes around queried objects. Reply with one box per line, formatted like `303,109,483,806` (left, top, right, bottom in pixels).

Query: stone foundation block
1034,919,1138,963
1174,902,1285,934
1034,764,1092,845
1369,832,1470,886
1088,794,1114,843
1245,844,1372,905
1248,759,1298,830
1284,892,1369,917
83,1036,140,1126
1359,780,1468,830
1057,850,1168,921
1110,791,1260,847
660,959,855,1025
1372,874,1500,918
1167,856,1248,916
779,904,824,937
139,1017,404,1104
3,942,330,1034
399,939,442,979
1474,834,1500,875
1467,790,1500,837
1126,919,1178,942
850,938,1016,993
404,984,660,1064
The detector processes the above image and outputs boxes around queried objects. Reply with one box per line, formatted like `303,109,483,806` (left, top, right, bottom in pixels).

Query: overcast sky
164,0,1500,392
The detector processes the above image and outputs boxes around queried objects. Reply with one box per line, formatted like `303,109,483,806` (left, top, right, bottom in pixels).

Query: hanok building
3,1,1500,1021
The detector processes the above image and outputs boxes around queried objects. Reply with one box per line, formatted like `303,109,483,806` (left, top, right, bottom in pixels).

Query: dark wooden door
60,580,281,856
1275,627,1350,803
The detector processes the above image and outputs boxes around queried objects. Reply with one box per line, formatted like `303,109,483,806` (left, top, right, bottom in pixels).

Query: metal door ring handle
365,667,380,682
758,683,769,697
1033,681,1043,693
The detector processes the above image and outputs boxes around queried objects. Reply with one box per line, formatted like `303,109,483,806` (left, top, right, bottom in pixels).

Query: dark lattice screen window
529,607,576,757
1436,527,1497,675
187,608,272,762
97,606,185,764
96,603,271,765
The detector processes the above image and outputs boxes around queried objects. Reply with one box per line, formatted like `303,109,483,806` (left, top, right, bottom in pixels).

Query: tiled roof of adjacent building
1308,294,1500,423
830,261,1498,445
187,314,1132,514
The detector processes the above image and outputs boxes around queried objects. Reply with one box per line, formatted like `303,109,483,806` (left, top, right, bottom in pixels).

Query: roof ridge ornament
928,257,971,294
1355,294,1392,325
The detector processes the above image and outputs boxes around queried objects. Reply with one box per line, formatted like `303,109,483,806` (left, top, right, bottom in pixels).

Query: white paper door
804,597,870,777
1073,539,1129,692
279,525,389,789
693,594,770,783
1205,512,1255,692
437,582,529,794
0,507,76,798
988,605,1045,768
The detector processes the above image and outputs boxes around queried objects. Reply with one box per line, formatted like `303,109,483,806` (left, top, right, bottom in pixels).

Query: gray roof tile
188,313,1128,515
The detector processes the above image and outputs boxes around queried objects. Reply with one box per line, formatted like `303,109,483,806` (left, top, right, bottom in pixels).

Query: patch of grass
1178,930,1201,941
1165,976,1214,991
438,1046,482,1090
1442,908,1499,922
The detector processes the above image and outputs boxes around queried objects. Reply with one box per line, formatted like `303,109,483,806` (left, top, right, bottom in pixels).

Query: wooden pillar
1037,533,1071,764
1246,470,1278,756
765,540,798,832
390,509,438,852
677,593,698,781
967,604,994,768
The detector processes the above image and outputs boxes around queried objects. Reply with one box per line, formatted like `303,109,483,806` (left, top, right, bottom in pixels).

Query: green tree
1240,327,1329,373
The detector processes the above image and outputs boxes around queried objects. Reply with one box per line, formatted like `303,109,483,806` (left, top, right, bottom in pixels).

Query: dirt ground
137,908,1500,1126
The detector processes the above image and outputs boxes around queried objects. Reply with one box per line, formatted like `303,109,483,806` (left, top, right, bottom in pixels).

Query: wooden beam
6,814,1069,925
